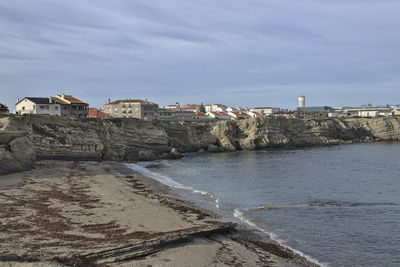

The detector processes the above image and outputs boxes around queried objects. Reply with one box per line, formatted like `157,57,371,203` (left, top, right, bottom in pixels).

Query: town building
0,103,9,114
211,104,228,112
247,111,265,118
227,111,251,120
340,107,393,118
206,111,231,120
193,112,209,120
158,108,194,121
55,94,89,118
297,106,335,118
16,97,62,116
250,107,280,115
101,99,159,120
88,108,112,118
226,107,250,112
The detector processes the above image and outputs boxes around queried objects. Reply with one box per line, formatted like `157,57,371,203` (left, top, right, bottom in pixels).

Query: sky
1,0,399,111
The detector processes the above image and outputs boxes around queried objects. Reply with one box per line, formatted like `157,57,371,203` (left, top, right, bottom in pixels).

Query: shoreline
128,160,327,267
0,160,320,267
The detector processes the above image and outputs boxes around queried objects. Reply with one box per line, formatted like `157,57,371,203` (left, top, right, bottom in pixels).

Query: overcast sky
1,0,399,110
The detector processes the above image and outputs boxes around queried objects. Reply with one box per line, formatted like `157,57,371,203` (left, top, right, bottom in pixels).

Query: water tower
298,95,305,108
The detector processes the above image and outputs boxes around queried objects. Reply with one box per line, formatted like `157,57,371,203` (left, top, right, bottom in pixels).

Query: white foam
233,208,328,267
126,162,221,209
126,163,187,189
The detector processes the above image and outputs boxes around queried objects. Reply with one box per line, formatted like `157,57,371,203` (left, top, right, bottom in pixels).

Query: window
40,106,45,110
22,106,25,110
55,106,59,110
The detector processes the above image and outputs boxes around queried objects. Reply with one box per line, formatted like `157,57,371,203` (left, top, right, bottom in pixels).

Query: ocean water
128,143,400,267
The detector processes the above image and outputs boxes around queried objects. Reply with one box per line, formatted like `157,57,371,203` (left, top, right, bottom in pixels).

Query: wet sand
0,161,320,267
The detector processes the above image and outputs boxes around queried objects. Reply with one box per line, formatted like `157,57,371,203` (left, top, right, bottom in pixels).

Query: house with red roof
206,111,231,120
227,111,251,120
55,94,89,118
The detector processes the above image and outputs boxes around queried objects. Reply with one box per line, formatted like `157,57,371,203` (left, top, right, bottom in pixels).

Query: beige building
55,94,89,118
101,99,159,120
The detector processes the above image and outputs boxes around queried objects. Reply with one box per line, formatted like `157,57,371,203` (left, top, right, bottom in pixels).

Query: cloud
0,0,399,111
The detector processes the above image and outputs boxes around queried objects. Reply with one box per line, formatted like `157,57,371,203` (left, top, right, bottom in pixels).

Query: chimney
16,98,20,103
61,94,65,99
49,96,52,104
108,98,110,104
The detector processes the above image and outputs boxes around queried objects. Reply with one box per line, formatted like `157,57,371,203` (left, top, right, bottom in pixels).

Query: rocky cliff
1,114,399,174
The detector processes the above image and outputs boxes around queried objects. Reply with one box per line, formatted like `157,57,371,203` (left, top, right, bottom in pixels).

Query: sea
128,142,400,267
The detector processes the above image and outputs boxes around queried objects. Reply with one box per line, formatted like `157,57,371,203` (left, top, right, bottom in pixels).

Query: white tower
298,95,305,108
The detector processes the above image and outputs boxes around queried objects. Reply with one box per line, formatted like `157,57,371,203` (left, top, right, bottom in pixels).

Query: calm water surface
130,143,400,267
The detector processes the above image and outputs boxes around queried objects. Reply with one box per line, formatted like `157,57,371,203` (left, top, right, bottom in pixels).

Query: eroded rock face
1,114,399,175
0,117,36,175
211,117,400,150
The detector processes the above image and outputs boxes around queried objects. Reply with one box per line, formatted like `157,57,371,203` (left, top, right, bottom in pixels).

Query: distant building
193,111,209,120
228,111,251,120
341,107,393,118
0,103,9,114
16,97,62,116
251,107,280,115
158,108,194,121
247,111,265,118
206,111,231,120
226,107,250,112
101,99,159,120
55,94,89,118
297,106,334,118
88,108,112,118
298,106,333,112
211,104,228,112
181,104,201,112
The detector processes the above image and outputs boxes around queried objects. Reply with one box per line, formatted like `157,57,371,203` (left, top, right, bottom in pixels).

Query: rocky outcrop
211,117,400,150
0,114,399,175
0,116,35,175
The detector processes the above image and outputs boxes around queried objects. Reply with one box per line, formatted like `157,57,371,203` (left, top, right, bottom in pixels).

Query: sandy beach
0,160,319,267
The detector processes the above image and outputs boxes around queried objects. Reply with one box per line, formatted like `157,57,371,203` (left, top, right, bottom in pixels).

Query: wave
126,162,220,209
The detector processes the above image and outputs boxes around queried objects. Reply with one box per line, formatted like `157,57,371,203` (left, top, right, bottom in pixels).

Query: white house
226,107,250,112
247,111,265,118
250,107,280,115
228,111,251,120
206,111,231,120
211,104,228,112
16,97,61,116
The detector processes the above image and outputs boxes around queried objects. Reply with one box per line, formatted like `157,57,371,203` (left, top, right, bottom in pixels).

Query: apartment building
101,99,159,120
